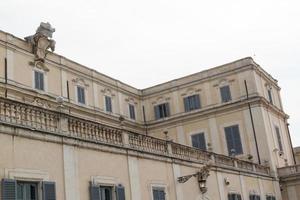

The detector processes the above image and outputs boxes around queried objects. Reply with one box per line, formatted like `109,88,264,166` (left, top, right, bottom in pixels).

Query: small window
77,86,85,104
17,182,38,200
129,104,136,120
228,193,242,200
152,187,166,200
154,103,170,120
266,195,276,200
250,194,261,200
184,94,201,112
275,126,283,152
34,71,44,90
191,133,206,150
225,125,243,156
267,89,273,104
105,96,112,112
220,85,232,103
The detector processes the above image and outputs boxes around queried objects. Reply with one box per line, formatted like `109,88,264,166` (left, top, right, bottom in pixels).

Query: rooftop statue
25,22,56,63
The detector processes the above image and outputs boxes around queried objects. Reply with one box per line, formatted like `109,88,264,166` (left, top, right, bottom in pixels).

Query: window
17,182,38,200
250,194,261,200
154,103,170,120
225,125,243,156
129,104,135,120
228,193,242,200
1,179,56,200
275,126,283,152
220,85,232,103
152,187,165,200
105,96,112,112
34,71,44,90
191,133,206,150
267,89,273,104
266,195,276,200
77,86,85,104
184,94,201,112
90,184,125,200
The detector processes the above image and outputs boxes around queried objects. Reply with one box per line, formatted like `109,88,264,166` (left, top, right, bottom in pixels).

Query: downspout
286,123,296,165
4,57,7,97
142,105,148,135
244,80,261,164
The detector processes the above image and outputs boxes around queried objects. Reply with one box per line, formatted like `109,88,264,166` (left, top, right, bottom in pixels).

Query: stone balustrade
0,97,271,176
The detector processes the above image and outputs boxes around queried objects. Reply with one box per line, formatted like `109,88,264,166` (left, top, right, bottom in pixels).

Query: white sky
1,0,299,146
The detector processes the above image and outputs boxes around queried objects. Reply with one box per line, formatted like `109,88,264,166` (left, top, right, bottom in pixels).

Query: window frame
191,132,207,150
128,104,136,120
33,70,46,91
275,126,283,152
76,85,86,105
151,186,166,200
105,96,113,113
220,85,232,103
267,88,273,104
17,181,39,200
224,125,243,156
184,94,201,112
249,194,261,200
154,102,170,120
228,193,242,200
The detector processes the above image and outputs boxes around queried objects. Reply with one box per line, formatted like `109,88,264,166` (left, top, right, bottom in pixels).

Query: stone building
0,23,299,200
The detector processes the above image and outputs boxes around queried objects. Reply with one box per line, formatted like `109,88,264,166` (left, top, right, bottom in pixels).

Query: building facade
0,24,299,200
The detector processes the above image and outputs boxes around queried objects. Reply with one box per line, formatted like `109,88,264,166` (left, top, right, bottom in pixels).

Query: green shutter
165,103,170,117
195,94,201,109
1,179,16,200
116,185,125,200
42,181,56,200
184,97,189,112
154,105,160,120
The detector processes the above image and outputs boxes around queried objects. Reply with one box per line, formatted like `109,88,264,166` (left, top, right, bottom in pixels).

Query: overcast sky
1,0,299,146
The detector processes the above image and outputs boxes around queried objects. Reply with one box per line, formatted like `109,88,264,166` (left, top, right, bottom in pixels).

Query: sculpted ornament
25,22,56,69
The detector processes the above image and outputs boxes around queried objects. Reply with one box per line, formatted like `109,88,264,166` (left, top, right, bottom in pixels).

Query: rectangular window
184,94,201,112
250,194,261,200
275,126,283,151
105,96,112,112
220,85,232,103
129,104,136,120
228,193,242,200
191,133,206,150
266,195,276,200
225,125,243,156
77,86,85,104
17,182,38,200
154,103,170,120
267,89,273,104
153,187,165,200
34,71,44,90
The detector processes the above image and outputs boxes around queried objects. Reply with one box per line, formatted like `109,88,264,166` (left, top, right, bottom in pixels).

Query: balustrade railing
0,97,271,176
128,133,167,154
0,98,59,132
171,143,211,161
68,117,123,145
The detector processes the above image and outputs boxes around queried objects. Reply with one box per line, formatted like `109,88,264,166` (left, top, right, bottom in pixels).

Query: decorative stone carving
72,77,89,87
25,22,56,65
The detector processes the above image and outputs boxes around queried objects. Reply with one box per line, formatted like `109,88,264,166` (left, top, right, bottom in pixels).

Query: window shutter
1,179,16,200
89,183,100,200
184,97,189,112
199,133,206,150
225,127,234,155
165,103,170,117
153,190,159,200
42,181,56,200
40,72,44,90
154,105,160,120
116,185,125,200
232,126,243,155
195,95,201,109
159,190,165,200
228,194,233,200
236,194,241,200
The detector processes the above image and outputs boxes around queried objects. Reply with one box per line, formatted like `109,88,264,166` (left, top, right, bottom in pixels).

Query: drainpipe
244,80,261,164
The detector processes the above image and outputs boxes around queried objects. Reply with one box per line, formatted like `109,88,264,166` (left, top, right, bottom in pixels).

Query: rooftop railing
0,97,270,176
